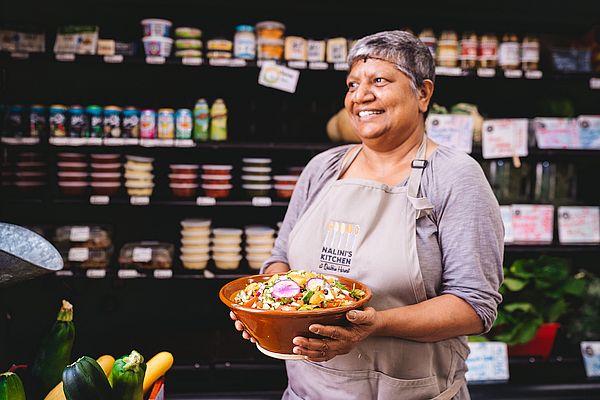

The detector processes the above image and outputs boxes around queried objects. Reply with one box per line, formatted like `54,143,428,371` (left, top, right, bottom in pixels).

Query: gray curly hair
347,30,436,95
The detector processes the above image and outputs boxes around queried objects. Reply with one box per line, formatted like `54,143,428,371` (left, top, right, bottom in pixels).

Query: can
7,105,26,137
29,105,46,138
49,104,68,137
175,108,193,139
122,107,140,138
157,108,175,139
103,106,122,138
193,99,209,141
140,109,156,138
68,105,86,137
86,105,104,138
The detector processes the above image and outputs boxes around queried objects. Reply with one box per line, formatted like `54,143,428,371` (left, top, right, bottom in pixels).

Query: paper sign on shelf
425,114,474,153
70,226,90,242
511,204,554,243
68,247,89,262
482,119,529,159
500,205,514,244
581,342,600,378
465,342,510,382
86,269,106,278
558,206,600,244
132,247,153,263
258,62,300,94
533,118,579,149
576,115,600,149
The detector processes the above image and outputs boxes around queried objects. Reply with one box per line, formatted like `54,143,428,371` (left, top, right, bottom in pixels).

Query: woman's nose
353,84,375,103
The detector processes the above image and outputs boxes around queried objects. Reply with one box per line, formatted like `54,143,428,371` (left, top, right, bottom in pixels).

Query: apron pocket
375,370,440,400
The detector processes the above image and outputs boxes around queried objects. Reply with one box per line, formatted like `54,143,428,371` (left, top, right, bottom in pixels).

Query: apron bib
283,136,469,400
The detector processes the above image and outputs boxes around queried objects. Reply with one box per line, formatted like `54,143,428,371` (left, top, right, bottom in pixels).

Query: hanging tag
581,342,600,378
576,115,600,149
182,57,202,66
476,68,496,78
482,119,528,159
533,118,579,149
56,270,74,277
425,114,474,153
56,53,75,62
465,342,510,382
511,204,554,243
258,62,300,93
90,195,110,205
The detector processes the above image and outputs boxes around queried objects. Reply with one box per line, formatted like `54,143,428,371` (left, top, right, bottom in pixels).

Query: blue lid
236,25,254,32
10,105,24,112
123,108,140,116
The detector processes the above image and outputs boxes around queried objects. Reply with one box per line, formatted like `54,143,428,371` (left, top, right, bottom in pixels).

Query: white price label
86,138,103,146
103,138,126,146
558,206,600,244
104,55,123,64
182,57,202,66
86,269,106,278
333,63,349,71
70,226,90,242
590,78,600,90
49,137,68,145
258,62,300,94
425,114,474,153
465,342,510,382
476,68,496,78
581,342,600,378
288,61,307,69
482,119,529,159
196,196,216,206
118,269,140,279
252,197,272,207
533,118,579,149
10,52,29,60
504,69,523,79
139,138,159,147
64,138,86,146
435,66,463,76
156,139,174,147
174,139,195,147
130,196,150,206
209,58,230,67
524,70,543,79
90,195,110,205
227,58,247,67
56,270,74,277
132,247,153,263
153,269,173,279
308,62,328,70
68,247,89,262
56,53,75,62
203,270,216,279
146,56,166,64
511,204,554,243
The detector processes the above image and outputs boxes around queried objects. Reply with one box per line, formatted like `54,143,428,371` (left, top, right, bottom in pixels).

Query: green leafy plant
566,273,600,342
491,256,586,346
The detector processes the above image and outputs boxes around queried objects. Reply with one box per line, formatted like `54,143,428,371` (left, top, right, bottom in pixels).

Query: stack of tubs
57,152,88,195
90,153,121,196
201,164,233,199
273,175,299,199
180,218,211,270
141,19,173,59
241,158,272,197
212,228,243,270
14,152,47,193
244,226,275,270
170,164,199,198
125,155,154,196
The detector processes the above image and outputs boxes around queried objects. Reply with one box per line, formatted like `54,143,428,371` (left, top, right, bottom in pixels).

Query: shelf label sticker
258,61,300,94
1,137,40,145
576,115,600,149
132,247,153,263
227,58,247,67
465,342,510,382
86,269,106,278
500,205,514,244
252,197,272,207
130,196,150,206
49,137,68,146
435,66,463,76
104,55,123,64
524,70,543,79
333,62,349,71
209,58,231,67
196,196,216,206
581,342,600,378
140,138,159,147
558,206,600,244
182,57,202,66
288,61,307,69
511,204,554,243
56,270,74,277
533,118,579,149
476,68,496,78
70,226,90,242
118,269,140,279
504,69,523,78
174,139,195,147
56,53,75,62
68,247,89,262
589,78,600,90
203,270,216,279
154,269,173,279
146,56,165,64
156,139,174,147
425,114,474,153
308,62,328,70
90,195,110,205
482,119,529,159
10,52,29,59
86,137,103,146
103,137,126,146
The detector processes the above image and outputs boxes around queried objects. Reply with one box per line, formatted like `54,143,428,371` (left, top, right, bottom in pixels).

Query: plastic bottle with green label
209,99,227,141
192,99,209,141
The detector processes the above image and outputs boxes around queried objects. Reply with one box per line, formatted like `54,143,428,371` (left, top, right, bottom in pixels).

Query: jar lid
141,18,173,26
104,106,123,112
158,108,175,113
30,104,45,110
236,25,255,32
86,105,103,112
255,21,286,31
50,104,68,110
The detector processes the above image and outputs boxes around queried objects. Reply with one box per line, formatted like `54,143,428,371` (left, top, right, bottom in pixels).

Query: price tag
196,196,216,206
153,269,173,279
477,68,496,78
558,206,600,244
425,114,474,153
504,69,523,78
130,196,150,206
174,139,195,147
146,56,166,64
581,342,600,378
209,58,230,67
182,57,202,66
49,137,68,145
590,78,600,90
435,66,463,76
56,53,75,62
65,137,86,146
203,270,216,279
132,247,153,263
90,195,110,205
482,119,529,159
525,70,543,79
258,62,300,94
118,269,140,279
10,52,29,59
333,63,349,71
103,137,126,146
576,115,600,149
533,118,579,149
86,138,103,146
288,61,307,69
86,269,106,278
56,270,74,277
123,138,139,145
465,342,509,382
68,247,89,262
156,139,174,147
308,62,328,70
252,197,272,207
227,58,247,67
104,55,123,64
139,138,159,147
511,204,554,243
70,226,90,242
500,205,514,244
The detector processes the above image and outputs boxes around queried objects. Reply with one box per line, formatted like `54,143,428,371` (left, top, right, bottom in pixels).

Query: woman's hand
292,307,379,362
230,311,256,344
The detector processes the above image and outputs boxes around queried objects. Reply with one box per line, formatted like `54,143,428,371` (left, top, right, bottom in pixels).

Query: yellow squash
142,352,173,393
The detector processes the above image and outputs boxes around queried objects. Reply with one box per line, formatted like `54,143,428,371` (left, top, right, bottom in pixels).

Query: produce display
110,351,146,400
62,356,112,400
0,372,26,400
44,355,114,400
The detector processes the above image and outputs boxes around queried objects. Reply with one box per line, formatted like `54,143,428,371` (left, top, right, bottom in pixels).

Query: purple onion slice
271,279,301,299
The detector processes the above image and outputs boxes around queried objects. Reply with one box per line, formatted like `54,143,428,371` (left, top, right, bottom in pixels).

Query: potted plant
490,256,587,359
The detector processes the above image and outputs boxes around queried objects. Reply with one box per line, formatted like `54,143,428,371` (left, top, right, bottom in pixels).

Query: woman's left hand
292,307,379,362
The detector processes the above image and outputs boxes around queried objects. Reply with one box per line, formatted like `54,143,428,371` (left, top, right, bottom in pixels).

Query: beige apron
283,135,470,400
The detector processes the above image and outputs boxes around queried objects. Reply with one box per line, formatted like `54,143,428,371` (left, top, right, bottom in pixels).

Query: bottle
418,28,437,59
29,105,46,138
521,35,540,71
478,34,498,68
460,32,478,69
436,30,458,67
209,99,227,141
499,33,520,70
193,99,209,141
234,25,256,60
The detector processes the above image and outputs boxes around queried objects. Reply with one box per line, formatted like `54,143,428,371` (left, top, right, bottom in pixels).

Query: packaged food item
436,30,458,67
141,19,172,38
122,107,140,138
209,99,227,141
170,183,198,197
478,34,498,68
68,105,86,137
499,33,520,70
29,105,46,138
245,226,275,241
521,35,540,70
49,105,68,137
175,49,202,57
140,109,156,138
142,36,173,57
171,164,200,174
97,39,115,56
91,181,121,196
242,166,271,176
201,164,232,175
180,254,210,270
175,27,202,39
103,106,122,138
58,181,88,195
207,51,232,59
193,99,209,141
6,105,26,137
201,174,231,185
256,21,285,40
175,108,193,139
274,184,295,199
181,218,211,232
418,29,437,58
285,36,307,61
243,183,272,197
243,157,272,167
207,39,233,51
460,32,478,69
246,254,270,270
234,25,256,59
157,108,175,139
119,241,174,270
242,175,271,185
213,254,242,270
202,183,232,198
175,39,202,49
54,25,99,54
86,105,104,138
257,38,284,60
273,175,299,185
62,247,113,269
53,225,112,249
326,37,348,63
307,40,326,62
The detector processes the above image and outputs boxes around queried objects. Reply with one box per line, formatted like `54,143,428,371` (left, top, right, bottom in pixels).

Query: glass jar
284,36,307,61
478,34,498,68
234,25,256,60
257,38,284,60
418,28,437,58
255,21,285,40
521,35,540,70
460,31,478,69
499,33,520,70
436,30,458,67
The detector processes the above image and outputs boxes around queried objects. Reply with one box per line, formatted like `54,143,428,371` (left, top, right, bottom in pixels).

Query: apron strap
430,376,465,400
337,145,363,178
407,134,428,198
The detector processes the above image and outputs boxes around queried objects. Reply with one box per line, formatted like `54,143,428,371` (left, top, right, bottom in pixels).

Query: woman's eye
347,82,358,90
374,77,387,84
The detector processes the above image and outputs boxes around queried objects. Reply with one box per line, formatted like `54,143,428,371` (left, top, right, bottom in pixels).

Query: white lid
181,237,211,245
91,163,121,169
243,158,272,164
58,172,88,177
181,247,210,253
125,181,155,188
141,18,173,26
180,254,210,261
246,253,271,261
181,218,211,228
273,175,299,181
202,184,232,189
126,155,154,163
213,254,243,261
242,166,271,173
274,184,296,190
211,245,242,252
181,230,211,237
91,182,120,187
212,237,242,244
125,163,153,172
169,173,198,179
201,174,232,180
256,21,286,30
171,164,199,170
202,164,233,170
91,172,121,178
143,37,174,44
242,175,271,181
57,162,87,168
245,226,275,236
170,183,199,188
245,246,273,254
212,228,243,236
59,181,88,187
242,184,272,189
246,237,276,245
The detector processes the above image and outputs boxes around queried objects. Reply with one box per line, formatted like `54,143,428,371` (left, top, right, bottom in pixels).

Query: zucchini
62,356,112,400
44,355,115,400
0,372,26,400
110,350,146,400
31,300,75,393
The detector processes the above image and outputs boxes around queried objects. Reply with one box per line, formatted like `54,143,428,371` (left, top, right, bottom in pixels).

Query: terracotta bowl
219,273,372,359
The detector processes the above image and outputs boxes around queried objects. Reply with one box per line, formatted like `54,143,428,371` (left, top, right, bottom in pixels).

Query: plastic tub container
57,171,88,182
143,36,173,57
91,163,121,172
169,174,198,184
213,228,243,239
53,225,112,249
242,184,272,197
181,230,211,240
245,226,275,240
242,166,271,176
126,155,154,163
171,164,199,174
15,161,46,172
125,162,153,172
58,181,88,195
181,237,211,247
212,237,243,246
124,172,154,181
201,174,231,185
245,246,273,256
118,241,174,269
15,181,45,191
170,183,198,198
213,254,243,270
91,154,121,164
180,254,210,270
211,245,242,254
181,218,211,230
246,254,270,270
242,175,271,185
17,152,43,161
91,172,121,182
175,27,202,39
60,247,113,269
246,238,276,250
141,18,172,37
58,152,86,162
202,183,232,199
255,21,285,40
275,184,295,199
180,246,210,255
91,182,120,196
273,175,299,185
175,50,202,58
58,162,88,172
202,164,233,175
16,172,47,181
176,39,202,49
242,158,272,167
126,181,154,196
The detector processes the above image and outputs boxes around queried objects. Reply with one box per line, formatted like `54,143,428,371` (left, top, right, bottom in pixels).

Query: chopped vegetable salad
233,270,366,311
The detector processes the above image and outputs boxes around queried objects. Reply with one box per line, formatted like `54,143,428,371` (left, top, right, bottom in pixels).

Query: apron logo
318,220,360,274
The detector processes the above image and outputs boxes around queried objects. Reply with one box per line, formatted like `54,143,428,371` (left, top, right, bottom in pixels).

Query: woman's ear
418,80,434,113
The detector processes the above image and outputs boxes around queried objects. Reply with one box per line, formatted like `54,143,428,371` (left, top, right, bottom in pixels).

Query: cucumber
0,372,26,400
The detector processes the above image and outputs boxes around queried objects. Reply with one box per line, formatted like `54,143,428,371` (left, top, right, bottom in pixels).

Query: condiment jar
478,34,498,68
521,35,540,71
284,36,307,61
499,33,520,70
418,28,437,58
255,21,285,40
257,38,284,60
234,25,256,60
326,37,348,64
460,32,478,69
436,30,458,67
307,39,326,62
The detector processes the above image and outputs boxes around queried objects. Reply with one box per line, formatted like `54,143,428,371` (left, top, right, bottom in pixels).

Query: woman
232,30,503,400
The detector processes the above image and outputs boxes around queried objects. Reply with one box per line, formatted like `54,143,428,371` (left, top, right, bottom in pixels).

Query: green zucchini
62,356,112,400
31,300,75,393
0,372,26,400
110,350,146,400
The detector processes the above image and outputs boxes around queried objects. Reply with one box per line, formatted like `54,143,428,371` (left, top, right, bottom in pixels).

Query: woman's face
344,58,432,144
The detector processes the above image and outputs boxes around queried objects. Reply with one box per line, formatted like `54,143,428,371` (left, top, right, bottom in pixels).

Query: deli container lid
242,166,271,173
57,162,87,168
126,155,154,163
242,158,272,164
202,164,233,170
141,18,173,26
246,253,271,260
202,184,232,189
125,181,155,188
273,175,299,181
58,181,88,187
241,175,271,181
212,254,243,261
170,183,199,188
142,35,174,42
15,181,45,187
170,164,200,170
124,172,154,179
58,152,86,158
58,172,88,178
16,161,46,167
16,172,47,177
91,153,121,160
255,21,286,30
212,228,243,236
180,254,210,261
244,226,276,236
91,172,121,178
212,237,243,244
246,237,276,245
125,163,153,172
181,218,211,228
274,184,296,190
91,182,120,187
91,163,121,169
201,174,232,180
169,173,198,179
242,184,272,189
245,247,273,255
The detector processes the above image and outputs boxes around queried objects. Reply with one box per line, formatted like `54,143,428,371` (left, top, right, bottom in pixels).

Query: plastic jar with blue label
234,25,256,60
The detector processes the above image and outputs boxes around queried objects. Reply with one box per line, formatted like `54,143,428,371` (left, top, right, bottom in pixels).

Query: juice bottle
210,99,227,141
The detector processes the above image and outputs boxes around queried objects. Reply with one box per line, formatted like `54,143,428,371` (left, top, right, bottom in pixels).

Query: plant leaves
545,298,568,322
468,336,488,343
563,277,587,297
509,259,535,279
503,277,527,292
503,302,535,314
511,316,544,345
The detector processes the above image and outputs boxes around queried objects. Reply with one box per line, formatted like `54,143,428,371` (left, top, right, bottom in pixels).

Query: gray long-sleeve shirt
263,144,504,332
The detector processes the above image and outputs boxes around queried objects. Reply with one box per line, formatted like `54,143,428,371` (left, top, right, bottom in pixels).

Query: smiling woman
231,30,504,400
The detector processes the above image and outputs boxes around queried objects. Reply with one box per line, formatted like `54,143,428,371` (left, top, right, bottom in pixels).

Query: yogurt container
180,254,210,270
213,254,242,270
142,19,172,37
143,36,173,57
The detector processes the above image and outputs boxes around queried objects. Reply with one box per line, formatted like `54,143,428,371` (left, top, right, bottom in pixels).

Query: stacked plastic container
212,228,243,270
5,152,47,193
174,27,202,58
90,153,121,196
180,218,211,270
169,164,199,198
201,164,233,198
241,158,272,197
125,155,154,196
57,152,88,195
141,19,173,58
244,226,275,270
273,175,299,199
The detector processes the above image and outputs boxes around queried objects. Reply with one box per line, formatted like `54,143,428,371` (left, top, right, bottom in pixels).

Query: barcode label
70,226,90,242
146,56,166,64
68,247,89,262
252,197,272,207
132,247,152,262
